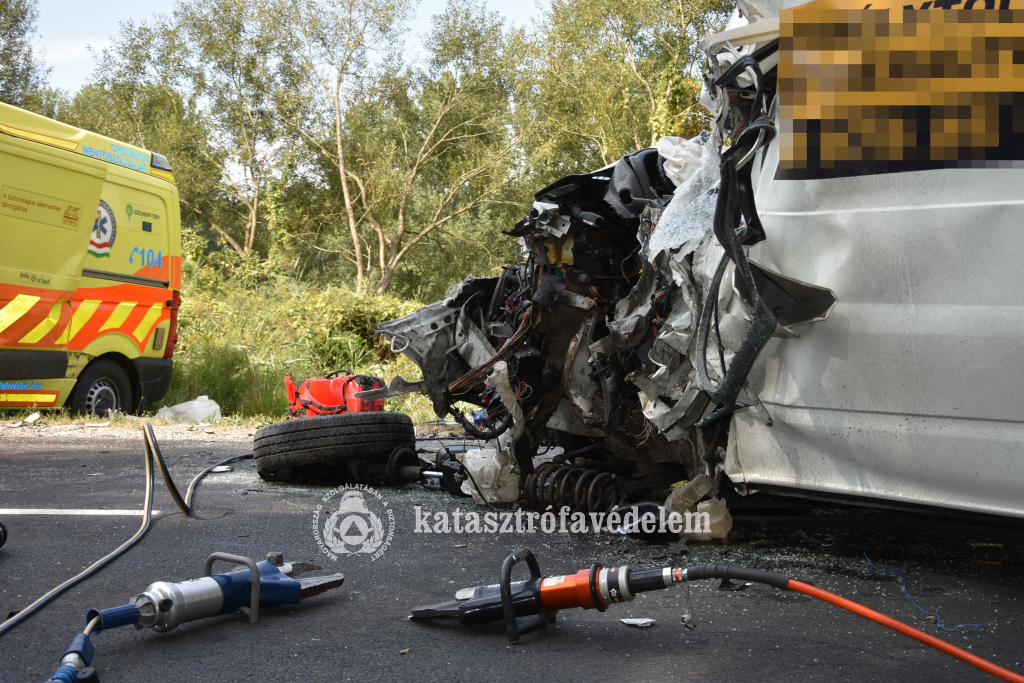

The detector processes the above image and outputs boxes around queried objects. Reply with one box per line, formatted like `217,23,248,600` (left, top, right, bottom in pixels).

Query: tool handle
501,548,552,643
45,664,78,683
84,605,140,634
205,553,260,623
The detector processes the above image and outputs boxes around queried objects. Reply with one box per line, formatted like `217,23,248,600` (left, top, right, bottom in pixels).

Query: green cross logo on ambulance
89,199,117,257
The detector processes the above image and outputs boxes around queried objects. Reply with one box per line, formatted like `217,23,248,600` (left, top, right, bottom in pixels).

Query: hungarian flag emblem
89,199,117,257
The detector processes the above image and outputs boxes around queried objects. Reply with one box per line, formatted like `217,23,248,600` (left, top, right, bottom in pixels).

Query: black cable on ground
184,452,254,510
145,424,189,515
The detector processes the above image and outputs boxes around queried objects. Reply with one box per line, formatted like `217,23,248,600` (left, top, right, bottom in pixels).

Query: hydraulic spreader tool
410,548,1024,683
46,552,344,683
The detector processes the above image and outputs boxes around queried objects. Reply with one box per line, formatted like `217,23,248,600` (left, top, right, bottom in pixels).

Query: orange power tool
409,547,787,643
409,548,1024,683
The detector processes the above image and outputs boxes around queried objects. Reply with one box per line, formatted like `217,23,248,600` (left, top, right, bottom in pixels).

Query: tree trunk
374,259,396,296
245,184,259,253
334,92,364,293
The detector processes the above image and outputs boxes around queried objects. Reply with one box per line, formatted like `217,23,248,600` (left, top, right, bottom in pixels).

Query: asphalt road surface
2,426,1022,682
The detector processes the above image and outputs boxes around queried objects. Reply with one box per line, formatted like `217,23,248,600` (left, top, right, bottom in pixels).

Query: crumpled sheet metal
486,361,524,442
564,316,603,419
377,128,765,458
596,136,754,439
590,267,657,357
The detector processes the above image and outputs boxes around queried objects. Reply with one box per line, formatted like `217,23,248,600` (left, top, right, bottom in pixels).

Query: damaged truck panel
724,0,1024,517
730,117,1024,516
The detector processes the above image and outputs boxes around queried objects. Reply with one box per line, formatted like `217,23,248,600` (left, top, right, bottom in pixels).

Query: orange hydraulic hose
788,579,1024,683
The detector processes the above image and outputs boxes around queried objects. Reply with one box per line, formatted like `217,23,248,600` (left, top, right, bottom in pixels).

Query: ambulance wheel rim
84,379,120,416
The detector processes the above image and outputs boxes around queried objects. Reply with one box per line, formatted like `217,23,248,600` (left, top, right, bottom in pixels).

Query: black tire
0,520,7,550
254,412,415,477
67,359,132,417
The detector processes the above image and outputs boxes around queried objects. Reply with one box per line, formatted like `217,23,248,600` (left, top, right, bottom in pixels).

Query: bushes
165,340,285,416
160,274,432,422
284,287,421,373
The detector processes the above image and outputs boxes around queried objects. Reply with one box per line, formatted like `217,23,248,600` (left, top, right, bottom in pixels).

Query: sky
34,0,550,92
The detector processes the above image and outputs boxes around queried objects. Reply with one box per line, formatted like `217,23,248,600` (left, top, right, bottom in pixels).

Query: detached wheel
67,359,132,416
254,412,415,480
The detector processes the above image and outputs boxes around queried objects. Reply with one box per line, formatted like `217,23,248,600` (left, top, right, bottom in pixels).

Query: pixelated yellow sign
779,0,1024,177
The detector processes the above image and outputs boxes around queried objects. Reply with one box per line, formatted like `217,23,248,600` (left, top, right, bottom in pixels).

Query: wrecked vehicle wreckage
370,34,835,518
375,0,1024,521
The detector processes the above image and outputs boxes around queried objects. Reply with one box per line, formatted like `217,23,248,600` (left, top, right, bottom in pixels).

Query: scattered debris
717,578,752,592
84,421,110,428
9,412,41,428
399,648,410,655
789,530,822,547
460,447,518,504
210,466,234,473
864,553,986,632
684,497,733,542
680,613,697,631
621,618,656,628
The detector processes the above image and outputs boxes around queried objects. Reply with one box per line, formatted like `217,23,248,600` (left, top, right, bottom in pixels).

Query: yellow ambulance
0,102,181,415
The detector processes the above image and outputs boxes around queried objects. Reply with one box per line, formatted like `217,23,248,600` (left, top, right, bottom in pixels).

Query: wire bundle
448,309,533,394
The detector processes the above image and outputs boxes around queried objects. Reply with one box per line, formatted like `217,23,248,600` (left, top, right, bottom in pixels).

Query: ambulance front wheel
67,359,133,417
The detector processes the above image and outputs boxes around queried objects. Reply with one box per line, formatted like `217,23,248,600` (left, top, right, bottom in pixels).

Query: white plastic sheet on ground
155,395,222,424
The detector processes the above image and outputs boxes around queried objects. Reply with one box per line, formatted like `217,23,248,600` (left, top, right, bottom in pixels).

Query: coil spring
525,462,626,513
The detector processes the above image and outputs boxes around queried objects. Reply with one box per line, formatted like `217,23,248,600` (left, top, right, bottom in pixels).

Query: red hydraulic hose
788,579,1024,683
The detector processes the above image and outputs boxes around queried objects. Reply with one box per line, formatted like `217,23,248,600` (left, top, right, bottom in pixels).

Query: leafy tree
521,0,731,180
279,0,412,294
89,0,291,257
284,0,525,296
61,81,222,255
0,0,49,107
46,0,730,303
165,0,291,255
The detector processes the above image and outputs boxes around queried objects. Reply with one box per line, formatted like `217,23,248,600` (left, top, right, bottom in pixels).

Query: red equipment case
285,368,386,417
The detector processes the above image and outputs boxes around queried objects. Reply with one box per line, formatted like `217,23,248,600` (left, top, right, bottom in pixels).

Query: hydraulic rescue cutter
47,552,344,683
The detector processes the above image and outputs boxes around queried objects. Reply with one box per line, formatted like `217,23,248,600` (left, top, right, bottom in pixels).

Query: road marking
0,509,161,516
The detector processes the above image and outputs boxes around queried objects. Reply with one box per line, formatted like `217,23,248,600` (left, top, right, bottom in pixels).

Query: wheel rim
84,378,120,416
